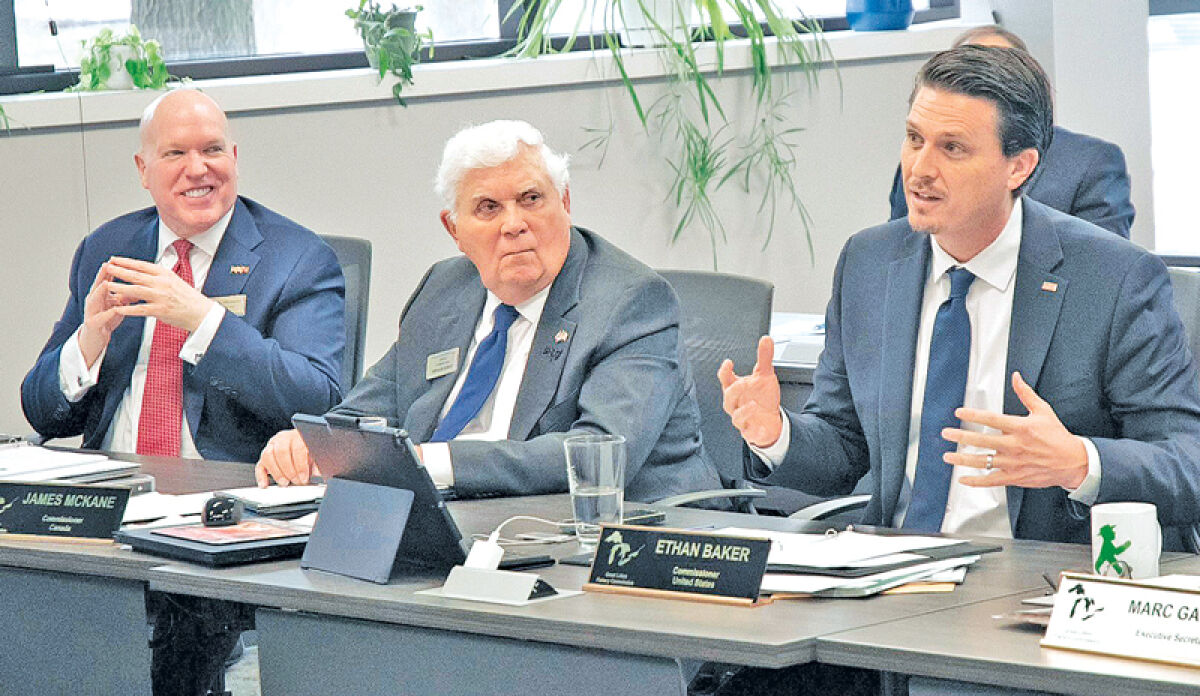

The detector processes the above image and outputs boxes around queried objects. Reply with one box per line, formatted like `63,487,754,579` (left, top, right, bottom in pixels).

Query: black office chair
650,270,772,510
319,235,372,392
1161,257,1200,553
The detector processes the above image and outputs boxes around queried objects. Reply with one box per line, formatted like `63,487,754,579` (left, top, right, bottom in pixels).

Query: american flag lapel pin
554,329,569,343
230,265,250,275
1041,281,1058,293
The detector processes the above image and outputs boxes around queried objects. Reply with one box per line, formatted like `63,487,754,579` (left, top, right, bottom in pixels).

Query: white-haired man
257,119,723,502
22,89,345,464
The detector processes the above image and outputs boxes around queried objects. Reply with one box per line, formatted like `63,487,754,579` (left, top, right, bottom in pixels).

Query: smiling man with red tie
22,88,345,464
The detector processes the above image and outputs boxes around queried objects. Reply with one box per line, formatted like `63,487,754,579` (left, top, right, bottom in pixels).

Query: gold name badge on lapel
230,265,250,275
213,294,247,316
426,347,459,380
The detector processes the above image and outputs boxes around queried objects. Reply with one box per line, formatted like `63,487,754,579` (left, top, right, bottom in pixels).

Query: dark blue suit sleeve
1069,141,1134,239
21,239,96,439
753,240,871,496
190,240,344,428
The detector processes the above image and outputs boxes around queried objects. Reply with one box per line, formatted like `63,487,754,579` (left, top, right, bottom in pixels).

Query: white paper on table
761,555,979,596
121,491,213,523
717,527,962,568
0,443,109,476
214,484,325,508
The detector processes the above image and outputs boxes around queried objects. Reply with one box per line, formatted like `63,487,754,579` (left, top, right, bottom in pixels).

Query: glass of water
564,433,625,552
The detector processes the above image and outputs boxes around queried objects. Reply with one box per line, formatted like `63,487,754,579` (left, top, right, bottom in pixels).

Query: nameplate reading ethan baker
0,482,130,539
583,525,770,605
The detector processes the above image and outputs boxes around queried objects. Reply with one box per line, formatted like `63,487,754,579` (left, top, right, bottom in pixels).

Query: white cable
473,515,573,546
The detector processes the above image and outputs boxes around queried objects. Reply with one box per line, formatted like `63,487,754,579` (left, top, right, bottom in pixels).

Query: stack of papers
0,443,137,483
213,485,325,516
716,527,999,598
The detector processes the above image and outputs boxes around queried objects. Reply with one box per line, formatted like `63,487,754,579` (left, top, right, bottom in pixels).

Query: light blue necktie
429,304,521,442
904,267,975,533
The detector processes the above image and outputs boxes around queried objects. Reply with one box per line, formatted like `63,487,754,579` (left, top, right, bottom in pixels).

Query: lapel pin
554,329,570,343
230,265,250,275
1041,281,1058,293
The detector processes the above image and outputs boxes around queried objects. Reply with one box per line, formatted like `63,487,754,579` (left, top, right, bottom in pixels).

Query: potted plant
347,2,433,105
71,26,171,91
508,1,833,267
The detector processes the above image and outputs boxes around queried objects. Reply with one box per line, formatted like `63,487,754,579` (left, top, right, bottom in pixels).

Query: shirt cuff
746,408,791,471
180,303,225,365
58,328,104,402
1066,436,1102,505
420,442,456,488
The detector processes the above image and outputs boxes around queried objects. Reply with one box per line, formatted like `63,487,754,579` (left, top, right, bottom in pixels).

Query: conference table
1,455,1199,696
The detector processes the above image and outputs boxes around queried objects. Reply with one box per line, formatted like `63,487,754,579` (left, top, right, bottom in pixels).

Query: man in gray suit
887,25,1135,238
257,120,722,503
719,45,1200,549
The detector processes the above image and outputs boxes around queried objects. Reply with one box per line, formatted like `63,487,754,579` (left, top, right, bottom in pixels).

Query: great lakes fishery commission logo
1067,582,1104,621
0,496,16,532
1095,524,1134,578
603,530,644,567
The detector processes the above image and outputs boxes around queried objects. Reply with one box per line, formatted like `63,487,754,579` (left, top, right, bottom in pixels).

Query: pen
1042,572,1059,592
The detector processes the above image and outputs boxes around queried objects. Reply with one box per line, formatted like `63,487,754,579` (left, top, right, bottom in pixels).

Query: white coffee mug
1090,502,1161,579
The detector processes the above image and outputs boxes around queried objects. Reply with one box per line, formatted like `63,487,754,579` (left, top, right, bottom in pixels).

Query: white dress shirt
757,199,1101,536
58,209,232,458
421,286,550,487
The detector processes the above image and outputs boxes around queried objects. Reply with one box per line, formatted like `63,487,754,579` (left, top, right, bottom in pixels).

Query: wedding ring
985,453,995,471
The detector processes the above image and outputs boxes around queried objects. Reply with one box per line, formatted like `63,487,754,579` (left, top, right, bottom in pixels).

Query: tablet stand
300,477,415,584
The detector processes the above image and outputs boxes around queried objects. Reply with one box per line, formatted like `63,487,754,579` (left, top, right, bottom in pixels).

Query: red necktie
136,238,194,456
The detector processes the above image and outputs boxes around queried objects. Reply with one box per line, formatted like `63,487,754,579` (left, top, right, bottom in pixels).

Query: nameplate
583,525,770,605
1042,572,1200,668
212,293,247,316
0,482,130,539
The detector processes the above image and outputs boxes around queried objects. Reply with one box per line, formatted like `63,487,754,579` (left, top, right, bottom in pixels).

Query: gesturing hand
717,336,783,448
78,262,128,368
104,256,216,333
943,372,1089,490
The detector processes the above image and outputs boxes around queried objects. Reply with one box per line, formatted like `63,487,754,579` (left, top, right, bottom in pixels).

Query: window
1148,10,1200,253
13,0,499,69
1,1,957,93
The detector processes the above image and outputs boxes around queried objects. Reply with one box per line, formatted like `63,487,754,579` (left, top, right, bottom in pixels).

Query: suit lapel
99,218,159,430
185,199,262,442
406,280,487,442
1004,199,1067,529
201,199,261,298
877,230,930,525
508,228,586,440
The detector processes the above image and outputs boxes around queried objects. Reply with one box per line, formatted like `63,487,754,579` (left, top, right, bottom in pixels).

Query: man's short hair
951,25,1028,52
912,45,1053,193
434,120,570,217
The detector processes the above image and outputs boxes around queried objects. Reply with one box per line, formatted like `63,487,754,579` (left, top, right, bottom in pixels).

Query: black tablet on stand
292,414,551,583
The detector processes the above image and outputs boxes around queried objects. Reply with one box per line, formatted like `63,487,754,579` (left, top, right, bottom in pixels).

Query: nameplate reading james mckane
584,525,770,605
0,482,130,539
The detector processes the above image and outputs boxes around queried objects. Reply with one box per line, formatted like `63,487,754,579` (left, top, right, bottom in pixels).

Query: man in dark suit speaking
22,89,345,464
257,120,722,502
720,45,1200,548
887,25,1135,238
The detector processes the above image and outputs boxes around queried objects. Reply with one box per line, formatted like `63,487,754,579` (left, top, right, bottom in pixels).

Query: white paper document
0,443,109,476
215,484,325,509
717,527,962,568
760,556,980,596
122,491,214,523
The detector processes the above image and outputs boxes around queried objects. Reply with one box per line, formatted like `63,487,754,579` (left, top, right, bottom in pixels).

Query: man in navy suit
22,89,345,464
719,45,1200,548
887,25,1135,238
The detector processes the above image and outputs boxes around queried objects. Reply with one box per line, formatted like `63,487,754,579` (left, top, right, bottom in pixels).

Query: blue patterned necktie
430,304,521,442
904,266,975,533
